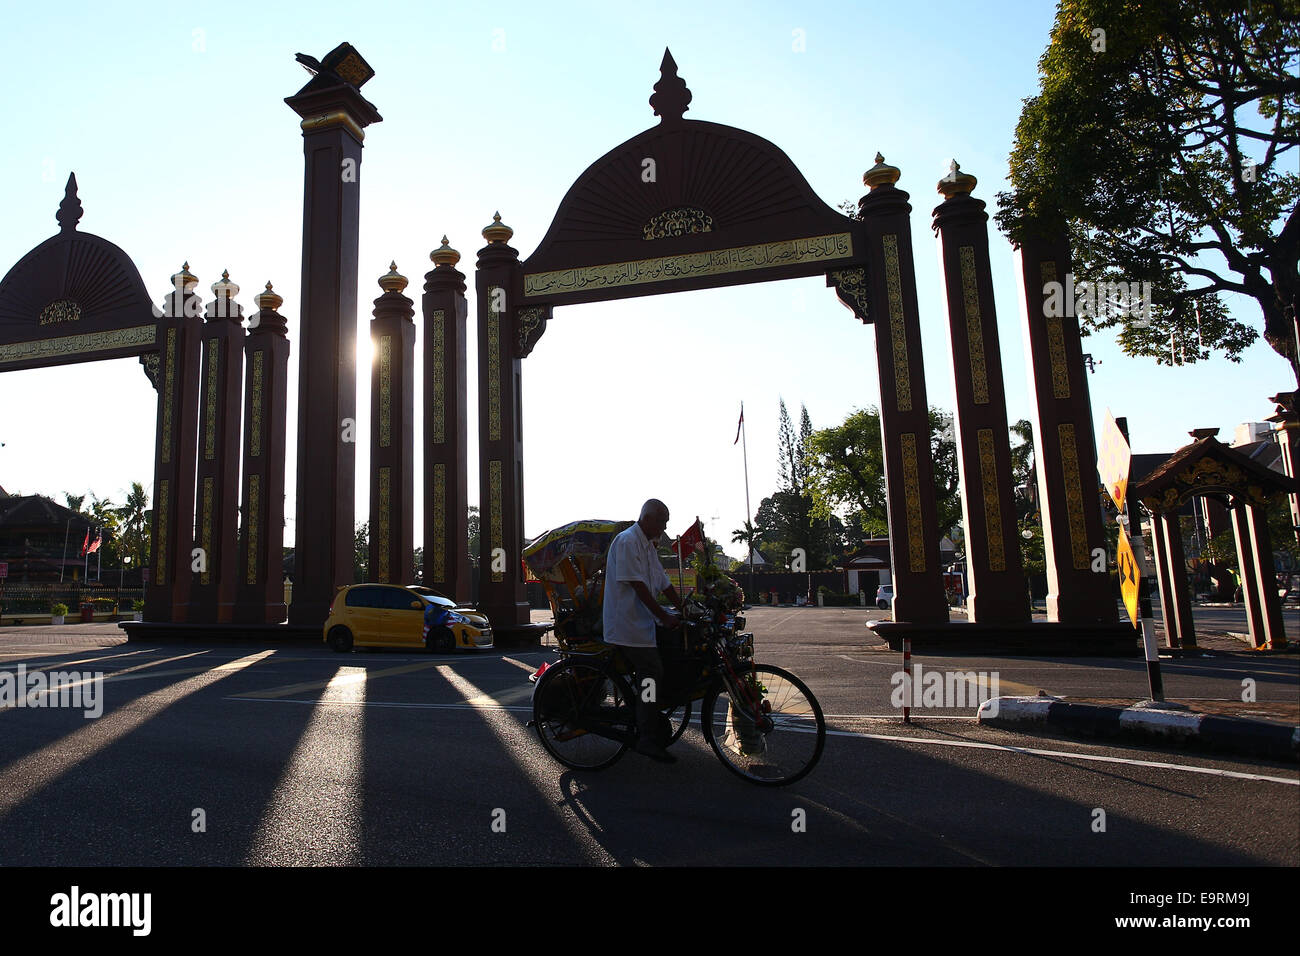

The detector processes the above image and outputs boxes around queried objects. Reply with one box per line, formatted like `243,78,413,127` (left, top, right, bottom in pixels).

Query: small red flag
86,528,102,555
79,528,90,557
674,517,706,561
734,405,744,445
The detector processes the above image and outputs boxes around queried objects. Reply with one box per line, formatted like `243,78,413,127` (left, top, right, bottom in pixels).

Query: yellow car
323,584,494,653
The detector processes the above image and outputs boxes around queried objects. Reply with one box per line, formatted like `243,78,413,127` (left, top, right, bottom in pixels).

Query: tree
1009,418,1037,520
63,492,85,514
763,399,845,567
467,506,480,567
86,493,121,571
776,399,802,493
354,521,369,582
751,492,847,570
996,0,1300,381
806,406,962,541
115,482,150,572
731,519,758,560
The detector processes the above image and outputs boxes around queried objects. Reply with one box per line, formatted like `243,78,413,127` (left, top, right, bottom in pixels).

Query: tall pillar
1233,500,1286,648
1162,512,1196,648
284,44,382,626
145,264,203,623
856,155,947,624
189,271,245,623
423,237,471,602
1014,228,1111,624
368,263,416,586
234,284,291,624
932,162,1028,624
475,213,529,628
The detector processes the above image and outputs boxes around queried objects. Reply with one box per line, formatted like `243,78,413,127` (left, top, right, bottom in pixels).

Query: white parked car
875,585,893,610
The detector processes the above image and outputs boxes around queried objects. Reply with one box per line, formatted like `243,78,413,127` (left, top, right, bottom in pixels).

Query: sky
0,0,1292,565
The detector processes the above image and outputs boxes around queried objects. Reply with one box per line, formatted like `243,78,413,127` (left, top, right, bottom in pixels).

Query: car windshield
407,586,456,608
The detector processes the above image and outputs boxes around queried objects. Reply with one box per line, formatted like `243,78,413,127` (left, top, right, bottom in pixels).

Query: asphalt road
0,612,1295,867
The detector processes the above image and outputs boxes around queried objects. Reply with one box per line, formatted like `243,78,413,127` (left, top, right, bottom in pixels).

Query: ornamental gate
3,44,1122,639
455,51,1113,632
0,175,291,626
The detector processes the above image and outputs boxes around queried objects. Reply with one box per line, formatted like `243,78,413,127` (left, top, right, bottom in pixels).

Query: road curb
978,696,1299,763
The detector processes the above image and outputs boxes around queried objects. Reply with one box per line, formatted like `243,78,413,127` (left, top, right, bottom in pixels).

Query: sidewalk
980,694,1299,762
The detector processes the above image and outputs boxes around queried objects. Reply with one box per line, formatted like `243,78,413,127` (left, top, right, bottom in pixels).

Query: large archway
0,175,290,626
463,51,951,630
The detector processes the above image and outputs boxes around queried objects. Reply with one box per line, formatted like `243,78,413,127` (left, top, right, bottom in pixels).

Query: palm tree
115,482,150,571
85,493,122,573
63,492,85,514
1010,419,1036,519
731,520,757,554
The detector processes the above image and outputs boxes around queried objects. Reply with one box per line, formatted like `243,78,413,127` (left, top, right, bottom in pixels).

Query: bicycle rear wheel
532,659,633,770
701,664,825,786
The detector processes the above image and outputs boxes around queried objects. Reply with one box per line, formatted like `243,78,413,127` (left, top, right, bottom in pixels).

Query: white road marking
838,654,896,666
227,696,534,713
223,697,1295,785
821,727,1300,786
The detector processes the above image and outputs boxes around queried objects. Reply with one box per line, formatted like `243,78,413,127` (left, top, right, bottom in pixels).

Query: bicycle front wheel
701,664,825,786
532,659,633,771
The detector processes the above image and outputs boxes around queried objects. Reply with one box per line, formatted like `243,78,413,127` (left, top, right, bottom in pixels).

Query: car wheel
328,626,353,653
426,626,456,653
877,600,888,610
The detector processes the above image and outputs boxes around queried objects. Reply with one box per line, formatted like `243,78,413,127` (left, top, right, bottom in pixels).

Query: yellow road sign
1098,409,1132,512
1117,525,1140,627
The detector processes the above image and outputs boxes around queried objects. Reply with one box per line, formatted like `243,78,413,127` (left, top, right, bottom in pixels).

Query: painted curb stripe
980,696,1299,762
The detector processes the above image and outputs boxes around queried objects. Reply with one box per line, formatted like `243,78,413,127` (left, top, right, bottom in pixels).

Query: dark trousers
619,645,665,744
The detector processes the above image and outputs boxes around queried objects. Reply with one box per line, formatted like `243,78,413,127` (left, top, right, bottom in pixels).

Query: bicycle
528,598,825,786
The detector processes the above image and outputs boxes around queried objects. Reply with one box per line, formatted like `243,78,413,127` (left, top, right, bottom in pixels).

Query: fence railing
0,585,146,618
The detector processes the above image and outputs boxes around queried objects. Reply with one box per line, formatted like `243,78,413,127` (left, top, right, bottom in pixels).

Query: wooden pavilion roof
1132,435,1298,513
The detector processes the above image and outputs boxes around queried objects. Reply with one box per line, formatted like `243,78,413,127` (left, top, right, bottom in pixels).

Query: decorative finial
937,159,978,198
211,268,239,298
255,281,283,312
56,173,83,233
170,262,199,293
864,152,901,190
430,235,462,267
649,48,691,123
378,261,409,293
482,211,514,244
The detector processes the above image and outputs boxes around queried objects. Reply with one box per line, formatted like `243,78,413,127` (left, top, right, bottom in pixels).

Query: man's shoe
634,739,677,763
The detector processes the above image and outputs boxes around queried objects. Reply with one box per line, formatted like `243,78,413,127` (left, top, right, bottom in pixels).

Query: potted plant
131,599,145,622
50,603,69,626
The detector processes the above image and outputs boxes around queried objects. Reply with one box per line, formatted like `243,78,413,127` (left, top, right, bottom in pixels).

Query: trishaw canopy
522,519,633,584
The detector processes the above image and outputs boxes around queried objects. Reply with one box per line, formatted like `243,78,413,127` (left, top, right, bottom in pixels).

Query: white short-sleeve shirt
602,521,671,647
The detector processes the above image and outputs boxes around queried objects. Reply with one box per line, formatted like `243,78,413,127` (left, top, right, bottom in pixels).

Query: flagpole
60,519,70,583
677,537,684,598
741,402,754,604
